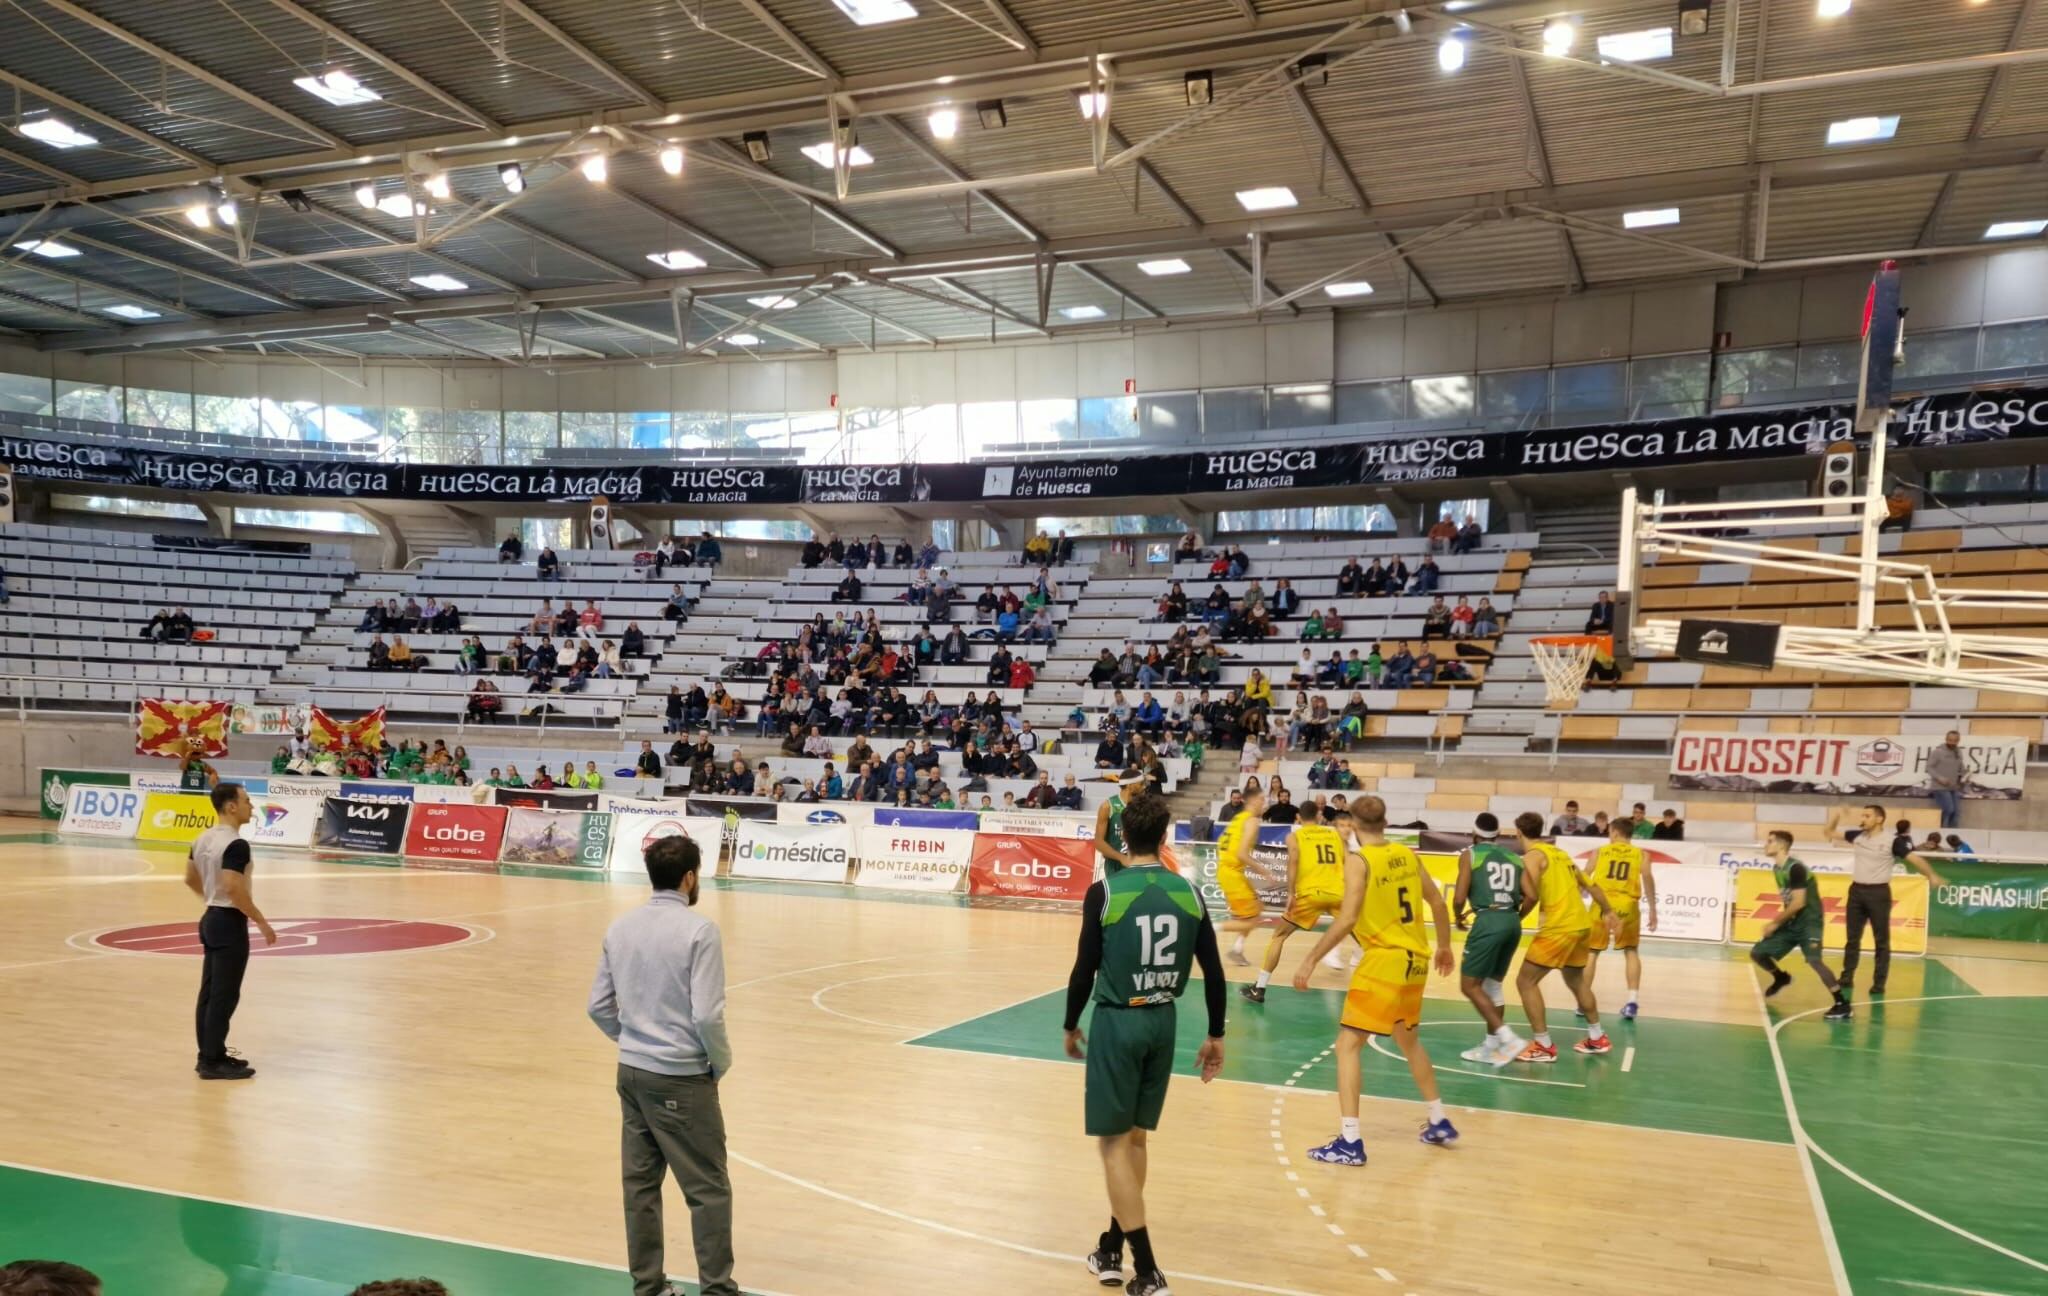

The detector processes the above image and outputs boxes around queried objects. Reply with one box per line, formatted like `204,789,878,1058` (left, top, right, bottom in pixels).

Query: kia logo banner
404,803,508,862
315,795,410,855
967,833,1094,902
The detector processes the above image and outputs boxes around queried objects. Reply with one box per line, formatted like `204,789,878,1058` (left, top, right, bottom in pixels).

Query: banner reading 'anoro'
1669,733,2024,800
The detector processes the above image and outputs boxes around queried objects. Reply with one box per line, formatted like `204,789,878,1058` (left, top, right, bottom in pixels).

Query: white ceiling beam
0,67,212,170
59,233,304,309
1917,0,2041,247
258,0,501,131
729,0,839,80
1282,81,1438,306
497,0,665,110
30,0,347,150
706,139,900,259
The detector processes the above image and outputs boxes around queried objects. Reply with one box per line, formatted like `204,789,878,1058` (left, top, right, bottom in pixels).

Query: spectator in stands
636,741,663,782
420,596,440,630
891,538,914,568
1384,556,1410,594
1946,834,1973,855
366,635,392,670
163,607,195,643
651,536,678,579
1112,644,1140,688
1306,748,1339,789
466,678,502,724
1201,584,1230,623
390,636,423,671
581,600,604,631
1240,579,1267,616
1174,529,1204,563
1879,489,1915,533
1453,515,1483,555
537,547,561,580
1263,786,1300,825
1423,597,1452,639
1411,555,1441,595
1651,809,1685,840
1362,556,1389,597
1243,668,1273,711
1094,726,1128,771
1338,692,1370,747
1269,577,1299,620
1927,729,1964,828
1552,801,1591,836
833,571,863,604
455,637,485,675
1471,598,1500,638
1054,530,1076,565
1385,642,1416,689
433,601,461,633
1134,692,1165,736
530,601,555,634
621,622,646,658
1332,557,1364,598
1296,608,1327,642
915,538,941,569
1023,530,1053,565
1009,656,1035,690
697,532,723,566
354,604,382,633
985,643,1014,687
1296,698,1332,750
1448,596,1476,639
597,640,624,679
560,659,591,694
1585,591,1616,634
801,535,825,568
531,764,558,790
1019,606,1056,644
1586,639,1620,688
1427,514,1458,552
843,537,869,570
663,685,686,734
555,604,580,639
1226,544,1251,578
500,533,524,563
939,625,968,667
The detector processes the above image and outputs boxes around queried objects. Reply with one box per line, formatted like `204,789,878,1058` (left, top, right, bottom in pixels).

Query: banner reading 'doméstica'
1669,733,2024,800
729,820,851,883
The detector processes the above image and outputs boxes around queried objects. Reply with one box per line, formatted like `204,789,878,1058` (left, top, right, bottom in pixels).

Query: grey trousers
618,1063,738,1296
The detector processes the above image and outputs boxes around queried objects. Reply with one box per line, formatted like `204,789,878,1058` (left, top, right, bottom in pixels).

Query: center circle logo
81,917,484,958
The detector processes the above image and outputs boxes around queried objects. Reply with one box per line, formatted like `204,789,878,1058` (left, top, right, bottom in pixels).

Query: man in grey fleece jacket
589,834,738,1296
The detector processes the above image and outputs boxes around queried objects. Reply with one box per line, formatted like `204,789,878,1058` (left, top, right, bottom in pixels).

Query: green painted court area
0,1165,757,1296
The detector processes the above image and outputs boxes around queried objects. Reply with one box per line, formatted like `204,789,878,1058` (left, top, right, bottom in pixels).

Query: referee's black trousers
195,905,251,1063
1839,881,1893,993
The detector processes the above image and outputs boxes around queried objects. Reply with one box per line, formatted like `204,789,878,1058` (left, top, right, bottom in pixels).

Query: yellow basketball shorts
1217,865,1262,920
1339,947,1428,1036
1527,927,1592,969
1586,902,1639,951
1285,887,1345,931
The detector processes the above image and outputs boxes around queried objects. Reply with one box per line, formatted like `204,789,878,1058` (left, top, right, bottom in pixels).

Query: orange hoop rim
1530,634,1613,651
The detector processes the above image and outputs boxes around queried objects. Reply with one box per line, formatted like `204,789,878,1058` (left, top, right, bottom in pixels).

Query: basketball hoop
1529,634,1611,708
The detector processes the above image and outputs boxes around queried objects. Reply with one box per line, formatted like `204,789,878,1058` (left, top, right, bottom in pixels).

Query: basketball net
1529,634,1610,708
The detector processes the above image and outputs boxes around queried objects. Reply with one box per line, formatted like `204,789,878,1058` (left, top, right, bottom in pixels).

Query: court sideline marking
1268,1044,1410,1291
1772,994,2048,1281
1751,972,1852,1296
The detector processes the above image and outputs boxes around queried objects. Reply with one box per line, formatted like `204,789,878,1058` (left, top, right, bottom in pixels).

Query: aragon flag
135,698,231,758
309,704,387,752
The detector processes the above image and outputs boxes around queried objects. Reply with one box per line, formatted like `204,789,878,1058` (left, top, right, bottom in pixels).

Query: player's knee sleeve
1482,978,1504,1006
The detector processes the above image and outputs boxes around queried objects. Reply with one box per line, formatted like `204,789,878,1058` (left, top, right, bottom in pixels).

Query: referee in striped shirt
183,783,275,1080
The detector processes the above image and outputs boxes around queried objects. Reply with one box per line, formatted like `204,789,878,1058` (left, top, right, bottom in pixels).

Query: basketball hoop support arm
1854,260,1904,636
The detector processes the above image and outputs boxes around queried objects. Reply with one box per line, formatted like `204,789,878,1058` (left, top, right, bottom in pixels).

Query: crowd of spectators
138,606,197,643
800,532,943,571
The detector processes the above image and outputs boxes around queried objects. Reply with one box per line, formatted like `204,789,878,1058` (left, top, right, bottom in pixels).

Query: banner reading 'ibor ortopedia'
1669,732,2024,800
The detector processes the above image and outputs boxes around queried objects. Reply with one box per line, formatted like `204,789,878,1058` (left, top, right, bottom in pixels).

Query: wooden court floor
2,828,2045,1296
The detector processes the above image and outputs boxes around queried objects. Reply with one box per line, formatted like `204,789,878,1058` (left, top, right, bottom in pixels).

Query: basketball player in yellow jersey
1509,811,1620,1063
1215,788,1267,965
1583,818,1657,1021
1292,796,1458,1163
1240,810,1352,1003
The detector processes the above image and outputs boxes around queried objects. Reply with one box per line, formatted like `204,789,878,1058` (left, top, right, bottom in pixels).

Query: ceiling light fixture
1985,219,2047,239
182,199,212,229
1324,281,1374,298
799,141,874,168
422,172,451,199
976,100,1007,130
746,295,799,310
1596,27,1673,61
105,304,160,320
579,153,609,183
1294,53,1329,86
1678,0,1711,36
1235,185,1298,212
1061,305,1107,320
12,239,80,259
1542,19,1577,55
1138,258,1191,276
353,181,378,210
377,193,429,219
281,188,313,213
498,163,525,194
293,68,380,106
1075,90,1108,120
1392,9,1413,35
726,332,762,346
16,114,96,149
928,106,959,139
409,273,468,292
1826,114,1898,145
1184,71,1213,106
1817,0,1851,17
1622,207,1681,229
659,145,685,176
830,0,916,24
743,131,772,162
214,194,239,226
1438,35,1467,73
647,250,707,271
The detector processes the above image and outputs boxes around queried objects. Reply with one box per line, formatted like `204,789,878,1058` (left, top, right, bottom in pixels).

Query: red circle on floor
86,918,481,957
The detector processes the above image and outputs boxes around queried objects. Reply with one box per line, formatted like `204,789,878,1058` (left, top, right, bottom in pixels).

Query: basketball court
4,830,2044,1296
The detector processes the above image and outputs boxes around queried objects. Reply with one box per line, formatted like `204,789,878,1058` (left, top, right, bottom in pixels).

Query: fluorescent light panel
726,332,762,346
799,141,874,168
1137,258,1190,276
1596,27,1672,61
1542,19,1576,54
1076,91,1108,120
293,69,380,106
105,304,159,320
13,239,80,258
409,274,467,292
1622,207,1681,229
1235,186,1297,212
659,146,685,176
746,295,798,311
1826,114,1898,145
1437,37,1467,73
1323,281,1374,298
928,107,959,139
17,115,96,148
648,250,707,270
1060,305,1106,320
377,193,428,218
1985,219,2047,239
830,0,916,24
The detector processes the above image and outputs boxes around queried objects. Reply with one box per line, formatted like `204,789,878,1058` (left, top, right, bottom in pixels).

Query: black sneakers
1239,984,1266,1004
1763,971,1794,998
196,1056,255,1080
1824,1001,1853,1021
1126,1270,1172,1296
1085,1244,1125,1287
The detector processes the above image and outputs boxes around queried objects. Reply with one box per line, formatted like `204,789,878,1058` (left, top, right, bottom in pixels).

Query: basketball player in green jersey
1453,813,1530,1066
1751,830,1851,1021
1092,775,1144,878
1065,794,1227,1296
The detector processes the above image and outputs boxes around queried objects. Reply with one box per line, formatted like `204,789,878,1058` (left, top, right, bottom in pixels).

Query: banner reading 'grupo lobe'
853,824,974,892
403,803,508,862
967,833,1094,902
1668,732,2025,800
728,820,852,883
314,796,410,855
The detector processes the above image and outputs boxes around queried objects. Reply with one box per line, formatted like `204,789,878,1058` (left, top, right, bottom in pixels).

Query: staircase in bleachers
0,522,353,711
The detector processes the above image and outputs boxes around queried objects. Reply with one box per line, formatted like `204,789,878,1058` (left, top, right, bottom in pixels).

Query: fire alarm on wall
1125,378,1135,394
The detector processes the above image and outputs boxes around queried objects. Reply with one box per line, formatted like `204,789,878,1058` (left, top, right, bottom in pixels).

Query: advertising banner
853,824,974,892
340,781,414,803
981,809,1096,840
490,787,598,811
41,768,128,820
136,791,217,844
264,777,342,801
967,832,1094,902
684,794,778,823
729,820,852,883
135,698,231,758
1668,732,2024,800
608,813,725,875
1554,839,1731,943
403,803,509,863
778,802,851,826
1732,868,1929,955
60,783,145,838
1927,862,2048,944
499,807,612,869
245,795,318,849
229,702,306,736
314,796,410,854
132,771,187,793
870,806,979,831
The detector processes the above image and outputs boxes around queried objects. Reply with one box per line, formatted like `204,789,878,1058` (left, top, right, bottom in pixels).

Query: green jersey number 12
1137,913,1180,966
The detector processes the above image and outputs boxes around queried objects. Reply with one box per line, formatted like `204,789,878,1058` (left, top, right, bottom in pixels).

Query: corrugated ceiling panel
1565,195,1748,284
761,0,1014,79
1108,71,1355,227
1004,0,1247,47
1395,219,1572,301
1931,166,2048,247
509,0,819,106
1759,174,1948,260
